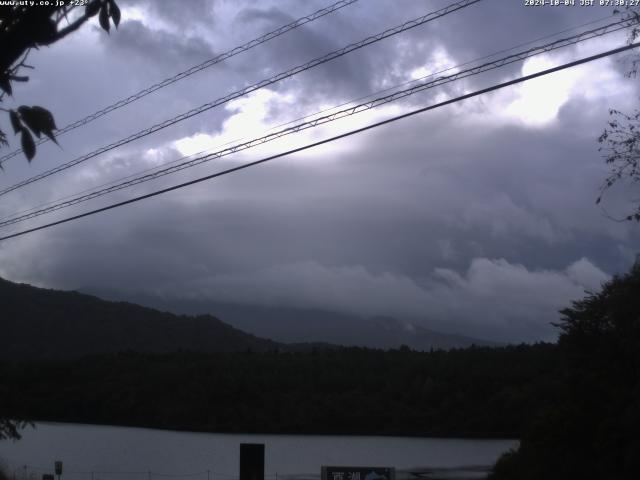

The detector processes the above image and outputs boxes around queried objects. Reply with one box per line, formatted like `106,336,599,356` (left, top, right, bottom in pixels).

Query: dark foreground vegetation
1,261,639,478
490,261,640,480
0,343,558,438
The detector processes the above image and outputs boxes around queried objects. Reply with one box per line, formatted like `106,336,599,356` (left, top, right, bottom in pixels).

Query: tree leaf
30,105,57,134
18,105,59,144
99,4,110,33
0,75,12,96
9,75,29,82
0,128,7,149
9,110,22,134
109,0,121,28
86,0,101,17
18,106,41,138
21,129,36,162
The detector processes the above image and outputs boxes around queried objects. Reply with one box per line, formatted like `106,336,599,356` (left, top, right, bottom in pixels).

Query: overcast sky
1,0,639,343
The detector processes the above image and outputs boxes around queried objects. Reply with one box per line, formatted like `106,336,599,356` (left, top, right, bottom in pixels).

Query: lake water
0,423,517,480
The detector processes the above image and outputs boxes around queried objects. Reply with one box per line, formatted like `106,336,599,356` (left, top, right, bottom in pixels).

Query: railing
10,465,494,480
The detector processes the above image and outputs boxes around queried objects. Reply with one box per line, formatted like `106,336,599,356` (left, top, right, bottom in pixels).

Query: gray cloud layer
0,0,638,342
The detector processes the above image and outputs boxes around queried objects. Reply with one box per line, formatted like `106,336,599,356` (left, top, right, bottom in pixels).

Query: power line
0,0,360,166
0,16,632,227
0,15,634,229
1,40,637,243
0,0,483,198
0,11,621,225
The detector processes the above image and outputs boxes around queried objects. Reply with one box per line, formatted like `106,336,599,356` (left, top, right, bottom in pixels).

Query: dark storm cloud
118,0,218,29
234,5,292,27
227,5,373,102
224,0,625,113
429,0,595,59
2,86,635,342
1,0,638,343
100,20,215,72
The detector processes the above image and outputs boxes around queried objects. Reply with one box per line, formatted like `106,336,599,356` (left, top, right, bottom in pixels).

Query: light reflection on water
0,424,517,480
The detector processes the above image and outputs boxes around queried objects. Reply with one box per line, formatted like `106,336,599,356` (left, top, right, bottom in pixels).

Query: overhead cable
0,15,634,229
0,0,360,166
1,40,637,242
2,10,619,225
0,0,484,198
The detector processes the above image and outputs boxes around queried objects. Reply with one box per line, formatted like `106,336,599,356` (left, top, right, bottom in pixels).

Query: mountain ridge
0,277,287,360
81,286,500,350
1,277,497,361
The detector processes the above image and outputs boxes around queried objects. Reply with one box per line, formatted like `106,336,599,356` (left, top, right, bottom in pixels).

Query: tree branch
50,10,90,42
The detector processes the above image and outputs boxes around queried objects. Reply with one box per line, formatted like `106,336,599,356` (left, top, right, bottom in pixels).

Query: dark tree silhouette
0,419,31,440
597,7,640,221
0,0,119,440
0,0,120,163
490,259,640,479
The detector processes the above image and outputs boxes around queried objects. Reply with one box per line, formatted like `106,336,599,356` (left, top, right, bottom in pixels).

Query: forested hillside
0,277,283,359
0,344,559,438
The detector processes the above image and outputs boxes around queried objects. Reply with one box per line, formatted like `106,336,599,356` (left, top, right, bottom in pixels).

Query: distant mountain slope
0,278,283,360
83,289,498,350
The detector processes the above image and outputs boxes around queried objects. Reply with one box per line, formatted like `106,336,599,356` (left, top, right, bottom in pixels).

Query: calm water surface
0,423,517,480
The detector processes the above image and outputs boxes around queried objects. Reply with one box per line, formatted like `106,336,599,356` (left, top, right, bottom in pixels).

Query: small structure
240,443,265,480
54,462,63,480
321,466,395,480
